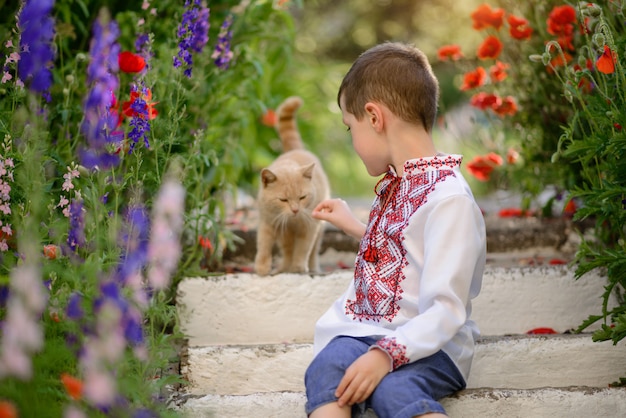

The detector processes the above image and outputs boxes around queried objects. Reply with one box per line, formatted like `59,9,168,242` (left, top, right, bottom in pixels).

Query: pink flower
147,178,185,289
83,369,116,407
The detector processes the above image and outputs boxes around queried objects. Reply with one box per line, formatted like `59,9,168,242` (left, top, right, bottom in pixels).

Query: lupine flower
67,199,85,252
79,13,122,170
17,0,55,98
0,263,48,380
116,206,150,285
62,163,80,192
124,85,153,151
147,177,185,290
64,405,86,418
66,292,83,320
173,0,211,78
0,136,14,252
2,37,21,86
212,14,234,70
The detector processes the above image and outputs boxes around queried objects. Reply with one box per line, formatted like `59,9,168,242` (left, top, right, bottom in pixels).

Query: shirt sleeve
374,193,486,370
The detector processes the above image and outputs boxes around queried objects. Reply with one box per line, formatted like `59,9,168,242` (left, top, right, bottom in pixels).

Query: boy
306,42,486,418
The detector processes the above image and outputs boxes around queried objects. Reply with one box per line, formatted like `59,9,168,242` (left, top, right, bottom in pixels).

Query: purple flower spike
17,0,56,97
174,0,210,78
127,85,151,152
66,292,83,320
79,13,121,170
67,200,85,252
115,205,149,284
212,14,234,70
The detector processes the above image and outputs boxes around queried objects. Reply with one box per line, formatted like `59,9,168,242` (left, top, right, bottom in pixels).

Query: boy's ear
364,102,384,132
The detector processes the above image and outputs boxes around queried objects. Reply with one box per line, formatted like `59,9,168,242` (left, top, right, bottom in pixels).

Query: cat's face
259,163,315,219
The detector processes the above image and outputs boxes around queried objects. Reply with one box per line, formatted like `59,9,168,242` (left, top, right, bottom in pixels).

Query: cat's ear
261,168,277,186
301,163,315,179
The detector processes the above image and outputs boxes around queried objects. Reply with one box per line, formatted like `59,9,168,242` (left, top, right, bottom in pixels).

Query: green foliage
541,2,626,373
0,0,297,415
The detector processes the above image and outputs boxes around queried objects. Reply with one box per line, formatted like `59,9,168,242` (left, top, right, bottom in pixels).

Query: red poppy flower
498,207,524,218
122,89,158,120
506,148,519,164
61,373,83,400
0,401,17,418
43,244,59,260
547,5,576,36
526,327,558,335
489,61,509,82
261,109,276,127
508,14,533,40
466,152,503,181
471,4,505,30
437,44,464,61
470,92,500,110
563,199,577,217
118,51,146,73
477,35,503,60
597,45,617,74
492,96,518,117
198,235,213,251
460,67,487,91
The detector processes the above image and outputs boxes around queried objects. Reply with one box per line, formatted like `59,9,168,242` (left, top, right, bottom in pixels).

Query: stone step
175,387,626,418
180,335,626,396
177,266,615,346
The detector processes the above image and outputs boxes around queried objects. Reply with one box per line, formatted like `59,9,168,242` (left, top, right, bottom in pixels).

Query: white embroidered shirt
313,154,486,381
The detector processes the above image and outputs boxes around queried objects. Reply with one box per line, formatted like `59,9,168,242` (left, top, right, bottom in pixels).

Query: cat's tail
276,96,304,152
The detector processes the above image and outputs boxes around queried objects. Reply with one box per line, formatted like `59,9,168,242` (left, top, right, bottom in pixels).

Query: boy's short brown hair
338,42,439,133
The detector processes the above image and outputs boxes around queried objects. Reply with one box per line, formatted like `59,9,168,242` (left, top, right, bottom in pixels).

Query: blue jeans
305,336,466,418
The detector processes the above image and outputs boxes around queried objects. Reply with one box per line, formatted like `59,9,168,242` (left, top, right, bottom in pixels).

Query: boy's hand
312,198,366,239
335,348,391,407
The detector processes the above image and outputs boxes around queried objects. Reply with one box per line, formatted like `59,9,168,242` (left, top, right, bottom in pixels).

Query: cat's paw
278,265,309,274
254,261,272,276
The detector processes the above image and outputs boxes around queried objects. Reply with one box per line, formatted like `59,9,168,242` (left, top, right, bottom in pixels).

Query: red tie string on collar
363,174,400,263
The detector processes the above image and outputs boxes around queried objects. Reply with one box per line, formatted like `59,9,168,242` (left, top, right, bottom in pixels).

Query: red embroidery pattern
345,156,459,322
376,337,410,370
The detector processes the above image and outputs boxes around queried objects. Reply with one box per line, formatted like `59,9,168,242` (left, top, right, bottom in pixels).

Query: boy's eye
279,198,287,202
299,196,306,200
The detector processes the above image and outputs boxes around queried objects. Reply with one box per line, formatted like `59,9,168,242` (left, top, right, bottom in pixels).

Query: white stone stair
173,266,626,417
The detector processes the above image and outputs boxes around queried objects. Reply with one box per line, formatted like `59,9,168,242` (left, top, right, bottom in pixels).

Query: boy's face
340,96,389,177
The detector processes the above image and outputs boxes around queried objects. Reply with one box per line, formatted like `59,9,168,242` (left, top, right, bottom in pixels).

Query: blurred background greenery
266,0,498,198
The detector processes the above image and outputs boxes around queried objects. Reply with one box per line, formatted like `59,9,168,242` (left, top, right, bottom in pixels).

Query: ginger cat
254,96,330,276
